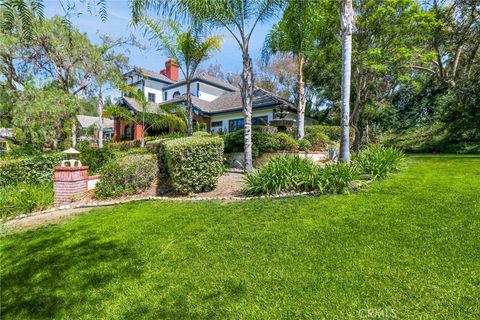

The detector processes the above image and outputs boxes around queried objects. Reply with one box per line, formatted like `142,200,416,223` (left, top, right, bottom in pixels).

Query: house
76,115,114,143
114,59,297,142
0,128,13,153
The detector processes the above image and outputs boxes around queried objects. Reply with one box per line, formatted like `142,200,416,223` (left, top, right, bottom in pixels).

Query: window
229,118,244,132
252,116,268,126
211,121,223,127
148,92,156,102
164,92,167,101
173,91,181,98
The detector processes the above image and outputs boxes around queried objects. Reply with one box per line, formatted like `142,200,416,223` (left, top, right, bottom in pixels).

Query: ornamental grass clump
243,155,360,196
354,146,404,179
243,155,324,195
0,183,54,219
321,163,358,194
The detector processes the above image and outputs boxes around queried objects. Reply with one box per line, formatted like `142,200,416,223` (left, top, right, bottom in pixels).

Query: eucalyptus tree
131,0,284,171
263,0,318,140
141,18,221,136
339,0,354,163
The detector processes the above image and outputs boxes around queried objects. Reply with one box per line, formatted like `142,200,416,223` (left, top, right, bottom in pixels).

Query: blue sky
44,0,278,75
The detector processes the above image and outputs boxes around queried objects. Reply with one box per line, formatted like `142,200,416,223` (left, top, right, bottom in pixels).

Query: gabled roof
120,96,167,114
123,67,176,84
163,72,239,92
156,88,295,115
206,88,294,114
76,115,113,129
157,94,212,112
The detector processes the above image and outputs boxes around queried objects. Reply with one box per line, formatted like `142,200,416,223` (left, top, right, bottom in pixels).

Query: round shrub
222,129,279,158
273,132,299,151
299,139,312,151
304,131,329,151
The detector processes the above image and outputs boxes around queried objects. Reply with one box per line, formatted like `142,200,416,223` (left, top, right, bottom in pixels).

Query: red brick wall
53,166,89,206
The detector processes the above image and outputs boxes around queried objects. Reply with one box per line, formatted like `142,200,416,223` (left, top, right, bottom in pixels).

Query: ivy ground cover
1,155,479,319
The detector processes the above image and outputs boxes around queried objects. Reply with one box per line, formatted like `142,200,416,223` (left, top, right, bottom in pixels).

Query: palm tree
131,0,284,171
263,0,317,140
140,18,221,136
339,0,354,163
108,85,187,147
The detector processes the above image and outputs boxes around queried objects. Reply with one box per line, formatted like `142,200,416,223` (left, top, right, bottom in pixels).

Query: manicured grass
1,155,479,319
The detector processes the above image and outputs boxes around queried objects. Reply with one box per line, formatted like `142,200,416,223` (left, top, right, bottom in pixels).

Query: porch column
114,119,121,142
134,122,143,140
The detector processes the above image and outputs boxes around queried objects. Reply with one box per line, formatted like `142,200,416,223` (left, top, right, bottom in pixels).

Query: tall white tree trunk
186,80,193,136
241,50,254,172
97,88,104,148
339,0,354,163
71,121,77,148
297,55,306,140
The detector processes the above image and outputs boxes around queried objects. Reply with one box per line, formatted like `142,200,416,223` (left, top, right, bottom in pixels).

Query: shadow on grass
1,226,143,319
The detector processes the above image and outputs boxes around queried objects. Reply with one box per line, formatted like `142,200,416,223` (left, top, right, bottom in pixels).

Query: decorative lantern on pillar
61,148,82,167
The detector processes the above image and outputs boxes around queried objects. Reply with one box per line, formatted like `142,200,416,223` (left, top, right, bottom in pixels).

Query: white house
114,59,297,141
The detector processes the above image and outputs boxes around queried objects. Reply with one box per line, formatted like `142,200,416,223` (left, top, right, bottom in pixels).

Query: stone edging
4,191,322,223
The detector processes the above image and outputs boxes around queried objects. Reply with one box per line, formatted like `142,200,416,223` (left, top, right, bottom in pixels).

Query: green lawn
1,155,479,319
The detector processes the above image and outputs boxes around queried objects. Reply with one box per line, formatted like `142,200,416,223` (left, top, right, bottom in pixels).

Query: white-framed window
148,92,156,102
173,91,181,98
211,121,223,127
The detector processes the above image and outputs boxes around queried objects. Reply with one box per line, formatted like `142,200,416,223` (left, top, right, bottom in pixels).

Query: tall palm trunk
339,0,354,163
97,88,104,148
186,80,193,136
241,49,254,172
297,55,306,140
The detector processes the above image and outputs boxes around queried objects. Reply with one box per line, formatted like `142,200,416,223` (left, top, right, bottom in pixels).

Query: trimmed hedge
0,153,63,187
77,144,114,174
162,136,224,194
95,154,158,199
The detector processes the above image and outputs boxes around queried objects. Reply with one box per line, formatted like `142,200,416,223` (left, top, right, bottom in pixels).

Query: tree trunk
71,121,77,148
297,55,306,140
241,49,254,172
141,115,145,148
186,80,193,136
97,89,104,148
339,0,354,163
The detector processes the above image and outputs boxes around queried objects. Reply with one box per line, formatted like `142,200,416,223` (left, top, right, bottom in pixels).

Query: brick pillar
53,166,89,206
134,122,143,140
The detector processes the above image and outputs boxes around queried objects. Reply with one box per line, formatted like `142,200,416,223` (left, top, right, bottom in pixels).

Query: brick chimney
160,59,179,82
